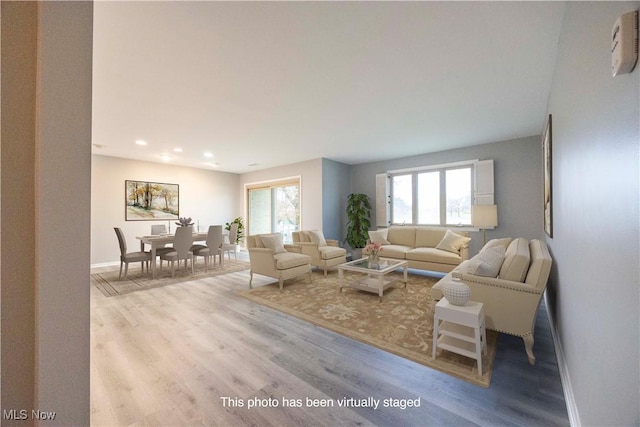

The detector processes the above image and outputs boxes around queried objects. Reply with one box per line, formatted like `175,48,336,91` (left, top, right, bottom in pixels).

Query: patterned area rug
240,271,497,387
92,260,251,297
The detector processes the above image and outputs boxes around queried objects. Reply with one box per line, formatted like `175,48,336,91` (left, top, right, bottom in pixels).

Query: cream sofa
292,230,347,276
364,226,470,273
431,238,552,364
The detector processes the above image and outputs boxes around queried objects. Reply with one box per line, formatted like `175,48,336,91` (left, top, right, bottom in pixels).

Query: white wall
2,2,93,424
239,158,324,232
546,2,639,426
91,154,240,265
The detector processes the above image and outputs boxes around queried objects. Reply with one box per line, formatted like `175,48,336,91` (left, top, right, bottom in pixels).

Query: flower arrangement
176,217,194,227
364,241,384,257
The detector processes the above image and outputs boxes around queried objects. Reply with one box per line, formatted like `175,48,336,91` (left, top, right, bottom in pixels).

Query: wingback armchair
292,230,347,276
247,233,312,291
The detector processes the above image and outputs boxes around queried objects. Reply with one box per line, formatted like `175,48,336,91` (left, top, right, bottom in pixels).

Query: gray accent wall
545,2,639,426
349,136,543,255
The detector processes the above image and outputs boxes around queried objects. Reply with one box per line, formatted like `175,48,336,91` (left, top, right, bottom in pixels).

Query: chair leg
324,266,328,277
249,271,254,288
171,260,176,278
279,277,284,292
124,263,129,279
119,261,124,279
523,334,536,365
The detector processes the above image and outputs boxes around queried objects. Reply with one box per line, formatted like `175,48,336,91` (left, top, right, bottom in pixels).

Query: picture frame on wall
125,180,179,221
542,114,553,237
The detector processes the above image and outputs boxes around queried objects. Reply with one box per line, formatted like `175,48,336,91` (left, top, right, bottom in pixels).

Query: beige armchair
432,238,552,364
247,234,312,291
292,230,347,276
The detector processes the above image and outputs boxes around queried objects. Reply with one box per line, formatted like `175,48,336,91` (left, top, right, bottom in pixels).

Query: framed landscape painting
125,180,179,221
542,114,553,237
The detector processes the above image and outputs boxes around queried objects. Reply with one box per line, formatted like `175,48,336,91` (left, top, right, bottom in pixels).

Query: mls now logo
3,409,57,421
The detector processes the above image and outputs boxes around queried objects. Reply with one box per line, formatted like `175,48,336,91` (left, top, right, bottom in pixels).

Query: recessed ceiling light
173,147,183,153
204,152,214,158
135,140,147,146
161,154,171,161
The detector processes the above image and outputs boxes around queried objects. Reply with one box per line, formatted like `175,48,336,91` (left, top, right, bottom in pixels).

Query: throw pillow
308,230,327,247
368,229,390,245
435,229,471,254
260,234,286,254
456,259,483,275
471,245,506,277
483,238,512,251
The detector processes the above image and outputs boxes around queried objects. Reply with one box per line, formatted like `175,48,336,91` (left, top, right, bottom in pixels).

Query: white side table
432,298,487,375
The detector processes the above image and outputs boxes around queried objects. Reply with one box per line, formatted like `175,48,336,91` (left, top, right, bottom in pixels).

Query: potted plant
225,217,245,245
345,193,372,259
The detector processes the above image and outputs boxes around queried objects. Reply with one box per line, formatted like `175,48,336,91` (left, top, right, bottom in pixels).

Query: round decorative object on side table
442,279,471,306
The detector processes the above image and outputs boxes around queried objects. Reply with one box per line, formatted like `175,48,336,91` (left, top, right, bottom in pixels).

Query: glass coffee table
338,257,408,302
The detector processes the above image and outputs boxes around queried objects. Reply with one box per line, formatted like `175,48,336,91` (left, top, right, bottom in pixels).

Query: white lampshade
472,205,498,229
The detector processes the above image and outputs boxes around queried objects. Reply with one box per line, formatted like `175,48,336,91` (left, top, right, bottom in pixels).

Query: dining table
137,231,209,279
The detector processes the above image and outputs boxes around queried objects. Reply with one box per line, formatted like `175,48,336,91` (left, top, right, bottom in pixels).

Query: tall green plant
345,193,372,249
225,217,244,244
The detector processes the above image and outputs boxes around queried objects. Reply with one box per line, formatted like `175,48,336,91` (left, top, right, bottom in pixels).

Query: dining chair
150,224,174,266
151,224,166,235
114,227,151,280
222,222,239,262
159,226,194,277
192,225,224,271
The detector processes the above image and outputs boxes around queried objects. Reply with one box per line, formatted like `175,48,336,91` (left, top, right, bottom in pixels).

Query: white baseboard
544,292,581,427
91,261,119,269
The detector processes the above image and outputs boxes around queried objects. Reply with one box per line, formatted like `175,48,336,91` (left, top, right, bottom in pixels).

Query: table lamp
472,204,498,246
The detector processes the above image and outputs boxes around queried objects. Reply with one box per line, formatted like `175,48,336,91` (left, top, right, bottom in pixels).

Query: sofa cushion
308,230,327,247
368,229,390,245
378,244,412,259
319,245,346,260
525,239,553,289
407,247,462,265
498,238,530,282
274,252,310,270
387,226,416,247
470,245,506,277
415,228,447,248
436,229,471,254
260,234,286,254
296,231,312,242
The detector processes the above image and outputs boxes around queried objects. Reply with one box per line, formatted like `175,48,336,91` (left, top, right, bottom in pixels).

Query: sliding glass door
247,179,300,243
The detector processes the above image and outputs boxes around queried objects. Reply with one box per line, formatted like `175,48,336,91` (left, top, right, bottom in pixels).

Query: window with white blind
376,160,493,227
246,178,300,243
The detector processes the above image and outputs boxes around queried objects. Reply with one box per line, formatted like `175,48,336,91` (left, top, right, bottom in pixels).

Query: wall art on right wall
542,114,553,237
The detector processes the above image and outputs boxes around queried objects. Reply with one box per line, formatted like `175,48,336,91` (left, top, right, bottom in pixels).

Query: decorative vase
367,254,380,269
442,279,471,306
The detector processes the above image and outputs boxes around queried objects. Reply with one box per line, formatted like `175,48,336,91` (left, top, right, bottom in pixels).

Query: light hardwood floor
91,253,569,426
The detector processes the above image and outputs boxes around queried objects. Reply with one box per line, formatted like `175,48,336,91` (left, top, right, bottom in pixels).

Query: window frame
388,160,476,227
245,176,301,243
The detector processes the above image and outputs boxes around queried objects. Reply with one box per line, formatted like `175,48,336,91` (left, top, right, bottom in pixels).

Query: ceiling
92,1,566,174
